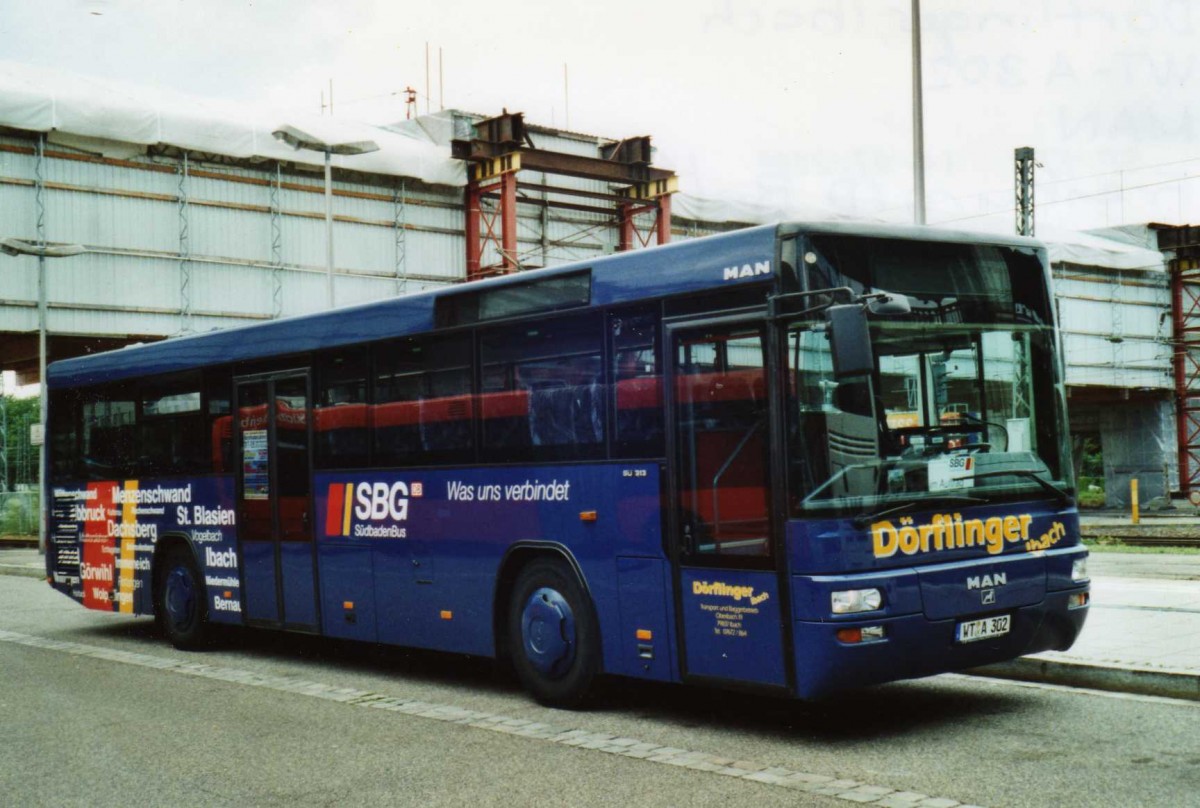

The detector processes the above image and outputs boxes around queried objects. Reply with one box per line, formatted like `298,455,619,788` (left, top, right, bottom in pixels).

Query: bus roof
47,221,1045,389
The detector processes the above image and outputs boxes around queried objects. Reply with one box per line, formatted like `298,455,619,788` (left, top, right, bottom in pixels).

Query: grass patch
1082,538,1200,555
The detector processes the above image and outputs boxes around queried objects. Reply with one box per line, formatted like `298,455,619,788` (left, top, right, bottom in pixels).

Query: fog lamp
836,625,885,644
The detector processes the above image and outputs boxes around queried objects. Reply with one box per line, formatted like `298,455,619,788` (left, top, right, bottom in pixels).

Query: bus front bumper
792,587,1089,700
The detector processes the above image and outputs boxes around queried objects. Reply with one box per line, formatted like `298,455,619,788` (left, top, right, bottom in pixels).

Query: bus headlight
831,588,883,614
1071,557,1089,582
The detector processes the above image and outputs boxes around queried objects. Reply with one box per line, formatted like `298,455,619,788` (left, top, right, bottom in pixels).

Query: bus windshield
786,234,1072,515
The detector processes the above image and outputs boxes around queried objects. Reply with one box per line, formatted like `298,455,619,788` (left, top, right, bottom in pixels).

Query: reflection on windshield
788,320,1069,513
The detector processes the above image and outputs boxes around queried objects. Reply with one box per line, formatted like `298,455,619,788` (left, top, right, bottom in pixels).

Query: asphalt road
3,575,1200,808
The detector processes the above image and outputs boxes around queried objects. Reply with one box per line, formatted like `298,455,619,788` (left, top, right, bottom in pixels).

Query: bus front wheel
507,558,599,707
155,546,209,650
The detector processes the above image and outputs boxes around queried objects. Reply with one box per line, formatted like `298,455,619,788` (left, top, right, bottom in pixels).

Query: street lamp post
271,125,380,309
912,0,926,226
1,238,85,554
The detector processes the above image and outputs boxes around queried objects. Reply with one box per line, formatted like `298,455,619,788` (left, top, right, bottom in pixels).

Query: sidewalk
973,559,1200,700
3,545,1198,700
0,546,44,579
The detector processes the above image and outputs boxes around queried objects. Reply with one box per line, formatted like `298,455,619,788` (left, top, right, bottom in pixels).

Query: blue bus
45,222,1089,705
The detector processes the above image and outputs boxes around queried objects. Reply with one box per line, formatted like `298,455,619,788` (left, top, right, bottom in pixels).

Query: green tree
1,393,41,490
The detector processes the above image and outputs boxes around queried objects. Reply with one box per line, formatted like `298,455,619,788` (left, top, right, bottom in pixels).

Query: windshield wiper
852,494,986,529
800,462,883,506
961,469,1071,505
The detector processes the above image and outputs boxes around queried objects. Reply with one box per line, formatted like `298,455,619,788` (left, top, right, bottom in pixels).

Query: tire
507,558,600,707
155,546,209,650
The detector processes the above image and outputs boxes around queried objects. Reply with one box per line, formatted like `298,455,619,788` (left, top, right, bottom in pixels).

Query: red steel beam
1173,259,1200,492
465,180,482,280
657,192,672,246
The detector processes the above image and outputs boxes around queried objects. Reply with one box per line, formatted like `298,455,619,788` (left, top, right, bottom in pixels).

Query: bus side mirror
826,304,874,379
867,292,911,315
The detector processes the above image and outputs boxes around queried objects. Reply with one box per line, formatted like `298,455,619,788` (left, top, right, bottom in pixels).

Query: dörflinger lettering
871,513,1067,558
691,580,768,604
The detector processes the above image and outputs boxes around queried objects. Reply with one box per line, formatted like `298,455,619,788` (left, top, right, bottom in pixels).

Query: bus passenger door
234,372,319,631
668,321,789,690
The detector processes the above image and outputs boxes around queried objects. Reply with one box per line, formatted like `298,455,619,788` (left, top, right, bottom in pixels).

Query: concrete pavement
0,546,43,579
4,544,1199,701
973,552,1200,700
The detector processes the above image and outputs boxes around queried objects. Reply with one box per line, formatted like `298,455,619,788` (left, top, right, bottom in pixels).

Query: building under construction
0,62,1189,506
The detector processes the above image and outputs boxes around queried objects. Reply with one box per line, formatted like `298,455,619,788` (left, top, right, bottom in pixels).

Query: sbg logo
356,481,410,520
325,481,421,537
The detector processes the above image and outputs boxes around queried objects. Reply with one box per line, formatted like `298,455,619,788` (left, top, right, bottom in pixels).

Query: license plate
956,614,1011,643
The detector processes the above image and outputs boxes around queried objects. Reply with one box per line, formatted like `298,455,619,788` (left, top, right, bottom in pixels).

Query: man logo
721,261,771,281
966,573,1007,590
981,590,996,605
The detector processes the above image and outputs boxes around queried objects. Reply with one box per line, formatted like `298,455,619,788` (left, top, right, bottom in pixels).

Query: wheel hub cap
521,587,576,678
165,567,195,630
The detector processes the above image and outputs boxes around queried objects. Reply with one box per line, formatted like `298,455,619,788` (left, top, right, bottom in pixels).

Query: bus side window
205,368,233,474
676,328,770,557
141,374,205,475
49,388,79,481
374,333,473,467
480,313,604,461
315,349,370,469
610,308,663,458
138,372,205,477
80,385,137,481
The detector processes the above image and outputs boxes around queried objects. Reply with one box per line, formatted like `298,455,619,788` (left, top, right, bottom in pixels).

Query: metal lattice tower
1011,333,1032,421
177,153,193,333
1015,147,1035,238
1011,146,1038,427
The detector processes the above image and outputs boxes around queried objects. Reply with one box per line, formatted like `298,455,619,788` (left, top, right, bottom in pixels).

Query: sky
1,0,1199,234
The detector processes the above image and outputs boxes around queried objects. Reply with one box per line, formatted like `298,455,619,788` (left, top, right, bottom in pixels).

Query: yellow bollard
1130,478,1139,525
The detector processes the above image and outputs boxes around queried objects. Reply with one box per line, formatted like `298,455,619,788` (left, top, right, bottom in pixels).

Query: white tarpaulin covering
0,61,465,187
673,197,1164,273
1038,224,1165,273
0,62,1175,271
672,193,875,227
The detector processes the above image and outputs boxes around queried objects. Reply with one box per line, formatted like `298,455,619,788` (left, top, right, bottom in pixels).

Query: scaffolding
1162,226,1200,493
453,112,676,280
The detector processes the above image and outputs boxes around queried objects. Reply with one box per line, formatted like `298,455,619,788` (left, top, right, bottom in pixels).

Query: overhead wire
871,155,1200,221
933,171,1200,226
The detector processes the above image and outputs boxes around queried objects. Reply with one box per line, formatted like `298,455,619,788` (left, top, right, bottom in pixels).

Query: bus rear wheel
156,546,209,650
507,558,599,707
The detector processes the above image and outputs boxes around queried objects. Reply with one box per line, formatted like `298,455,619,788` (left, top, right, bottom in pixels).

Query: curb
0,564,45,580
970,656,1200,702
